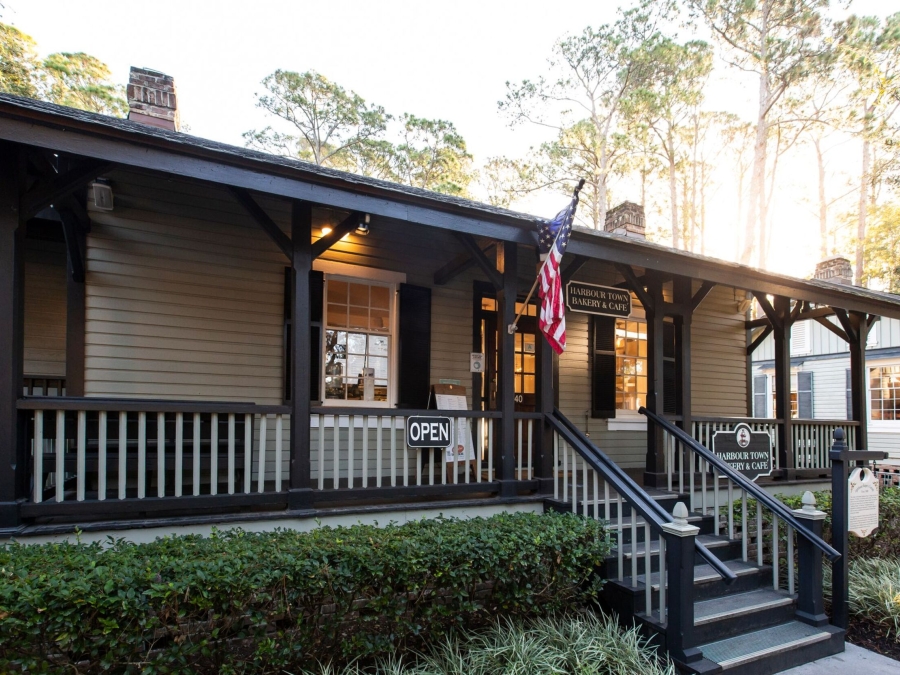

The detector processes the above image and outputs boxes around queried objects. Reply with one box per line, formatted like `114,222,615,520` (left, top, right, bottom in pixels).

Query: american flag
537,183,582,354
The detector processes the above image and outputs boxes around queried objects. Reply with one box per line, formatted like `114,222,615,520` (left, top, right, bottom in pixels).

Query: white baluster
118,411,127,500
76,411,86,502
193,413,201,496
274,414,282,492
210,413,218,496
487,419,493,482
333,416,340,489
376,416,383,488
33,410,44,503
258,414,267,493
562,439,568,502
228,414,235,495
244,414,252,494
658,535,667,622
157,412,166,498
787,524,795,595
317,414,325,490
54,410,65,503
772,516,780,590
362,416,369,488
347,415,354,489
390,419,397,487
517,418,523,480
553,431,559,499
137,412,146,499
175,413,183,497
644,523,651,615
98,411,106,501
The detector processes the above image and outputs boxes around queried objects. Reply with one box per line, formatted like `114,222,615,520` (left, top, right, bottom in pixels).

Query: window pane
370,285,390,309
516,354,523,373
327,280,348,304
524,375,535,394
327,304,347,328
347,332,367,354
349,305,368,329
370,335,389,356
370,309,390,331
369,355,388,380
524,354,535,374
481,298,497,311
349,283,369,307
524,335,536,354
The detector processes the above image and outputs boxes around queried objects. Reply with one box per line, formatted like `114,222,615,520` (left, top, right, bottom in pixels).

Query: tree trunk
857,132,870,285
746,77,769,267
669,143,679,248
814,136,827,260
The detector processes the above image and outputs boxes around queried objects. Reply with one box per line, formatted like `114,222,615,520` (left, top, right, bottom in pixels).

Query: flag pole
507,179,584,335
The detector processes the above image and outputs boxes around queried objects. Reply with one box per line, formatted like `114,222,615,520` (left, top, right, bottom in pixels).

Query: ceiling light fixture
356,213,371,236
321,226,332,235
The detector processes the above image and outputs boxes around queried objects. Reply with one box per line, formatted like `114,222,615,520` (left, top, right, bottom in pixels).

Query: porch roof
2,92,899,319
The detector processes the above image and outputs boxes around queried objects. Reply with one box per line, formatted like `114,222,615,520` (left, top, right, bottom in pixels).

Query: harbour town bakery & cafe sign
565,281,632,318
712,423,773,482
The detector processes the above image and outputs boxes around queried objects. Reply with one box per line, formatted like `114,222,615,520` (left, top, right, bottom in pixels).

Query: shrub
299,611,674,675
846,557,900,640
0,512,608,674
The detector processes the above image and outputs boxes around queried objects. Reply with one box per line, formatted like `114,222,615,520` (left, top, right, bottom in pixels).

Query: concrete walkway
779,643,898,673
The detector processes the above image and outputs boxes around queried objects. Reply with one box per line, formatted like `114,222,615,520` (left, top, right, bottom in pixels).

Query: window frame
321,274,398,408
868,363,900,426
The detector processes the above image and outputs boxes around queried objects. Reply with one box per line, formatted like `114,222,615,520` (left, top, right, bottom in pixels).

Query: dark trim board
752,345,900,369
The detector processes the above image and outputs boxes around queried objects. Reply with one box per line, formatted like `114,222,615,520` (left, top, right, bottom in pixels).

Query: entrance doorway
473,282,539,413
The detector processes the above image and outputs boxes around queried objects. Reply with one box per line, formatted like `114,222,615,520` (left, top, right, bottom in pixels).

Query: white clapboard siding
24,239,67,378
691,284,749,416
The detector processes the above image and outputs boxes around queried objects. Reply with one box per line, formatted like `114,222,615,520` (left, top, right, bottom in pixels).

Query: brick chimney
127,67,179,131
814,256,853,285
604,201,646,239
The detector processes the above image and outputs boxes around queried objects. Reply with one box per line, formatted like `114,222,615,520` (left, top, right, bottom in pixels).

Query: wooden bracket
56,208,85,283
747,325,773,355
814,316,849,343
832,308,857,344
752,292,781,330
21,160,112,220
614,263,653,310
453,232,502,290
690,281,716,312
433,242,496,286
227,186,292,260
311,212,360,260
561,255,589,286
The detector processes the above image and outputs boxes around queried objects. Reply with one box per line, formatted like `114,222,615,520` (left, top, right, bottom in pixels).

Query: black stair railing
640,407,839,637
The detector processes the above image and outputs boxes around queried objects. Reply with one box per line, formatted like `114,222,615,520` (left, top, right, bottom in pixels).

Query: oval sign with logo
712,423,773,482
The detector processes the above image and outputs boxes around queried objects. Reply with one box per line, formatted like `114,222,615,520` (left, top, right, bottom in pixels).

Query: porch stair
544,409,845,675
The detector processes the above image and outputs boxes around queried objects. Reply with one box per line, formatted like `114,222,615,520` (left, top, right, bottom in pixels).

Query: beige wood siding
691,284,749,416
84,171,287,403
24,239,67,377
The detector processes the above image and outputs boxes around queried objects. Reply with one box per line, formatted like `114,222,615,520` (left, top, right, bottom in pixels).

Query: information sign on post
848,467,879,538
712,423,773,482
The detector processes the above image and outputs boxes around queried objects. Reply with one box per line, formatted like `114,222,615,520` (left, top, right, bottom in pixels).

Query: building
0,69,891,671
751,256,900,463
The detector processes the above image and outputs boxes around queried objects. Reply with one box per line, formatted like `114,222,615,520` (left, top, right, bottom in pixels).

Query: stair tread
615,534,729,559
607,514,704,530
694,589,795,625
626,559,760,591
697,621,831,669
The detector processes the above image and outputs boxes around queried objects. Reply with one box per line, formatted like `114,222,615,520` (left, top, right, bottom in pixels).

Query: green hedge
0,512,608,674
778,486,900,560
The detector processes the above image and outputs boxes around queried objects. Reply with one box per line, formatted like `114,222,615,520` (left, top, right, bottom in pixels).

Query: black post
773,296,794,478
60,200,87,397
644,274,665,481
536,276,556,494
673,277,693,444
289,200,313,510
830,428,850,630
848,311,869,451
497,240,518,497
663,502,704,667
0,144,24,528
794,492,829,627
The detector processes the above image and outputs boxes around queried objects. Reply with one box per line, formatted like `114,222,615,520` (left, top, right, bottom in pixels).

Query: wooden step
627,559,760,593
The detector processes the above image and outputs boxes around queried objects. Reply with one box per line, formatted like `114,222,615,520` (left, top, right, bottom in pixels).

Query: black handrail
548,409,737,584
639,407,841,562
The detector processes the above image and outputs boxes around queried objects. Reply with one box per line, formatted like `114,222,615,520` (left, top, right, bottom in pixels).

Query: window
790,321,810,356
515,332,537,397
615,319,647,410
769,371,813,419
323,278,393,403
870,365,900,421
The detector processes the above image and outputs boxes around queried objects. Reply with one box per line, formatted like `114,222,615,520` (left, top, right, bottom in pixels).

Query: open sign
405,416,453,448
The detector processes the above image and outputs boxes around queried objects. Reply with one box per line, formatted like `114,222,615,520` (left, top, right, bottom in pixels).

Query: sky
2,0,895,278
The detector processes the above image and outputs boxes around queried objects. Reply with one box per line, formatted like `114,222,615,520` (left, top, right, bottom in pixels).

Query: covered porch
0,94,895,535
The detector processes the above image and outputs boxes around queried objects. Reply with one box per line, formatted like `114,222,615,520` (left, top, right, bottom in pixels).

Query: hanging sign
848,467,879,538
712,423,773,482
405,417,453,449
565,281,632,318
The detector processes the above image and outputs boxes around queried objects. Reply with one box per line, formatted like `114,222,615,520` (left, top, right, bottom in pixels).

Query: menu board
433,384,475,464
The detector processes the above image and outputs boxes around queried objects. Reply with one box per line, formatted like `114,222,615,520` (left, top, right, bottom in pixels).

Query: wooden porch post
0,144,24,527
289,200,313,509
644,273,666,481
536,280,557,494
497,240,518,497
773,295,794,477
848,311,869,450
674,277,693,442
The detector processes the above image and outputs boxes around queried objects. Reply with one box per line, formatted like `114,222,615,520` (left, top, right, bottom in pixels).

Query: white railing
552,429,666,622
24,401,289,503
310,409,535,489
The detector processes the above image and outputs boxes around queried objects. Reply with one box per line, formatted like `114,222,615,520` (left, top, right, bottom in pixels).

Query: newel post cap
794,490,826,521
662,501,700,537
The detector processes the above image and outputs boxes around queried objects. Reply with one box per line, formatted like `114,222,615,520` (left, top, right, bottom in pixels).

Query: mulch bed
846,617,900,661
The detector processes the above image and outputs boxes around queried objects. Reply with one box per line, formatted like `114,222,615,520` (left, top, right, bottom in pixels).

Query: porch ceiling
3,93,900,320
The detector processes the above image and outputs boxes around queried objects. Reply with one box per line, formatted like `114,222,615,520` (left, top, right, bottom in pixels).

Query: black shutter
397,283,431,409
309,270,324,402
797,371,813,419
663,322,677,415
753,375,767,418
590,315,617,418
846,369,853,420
